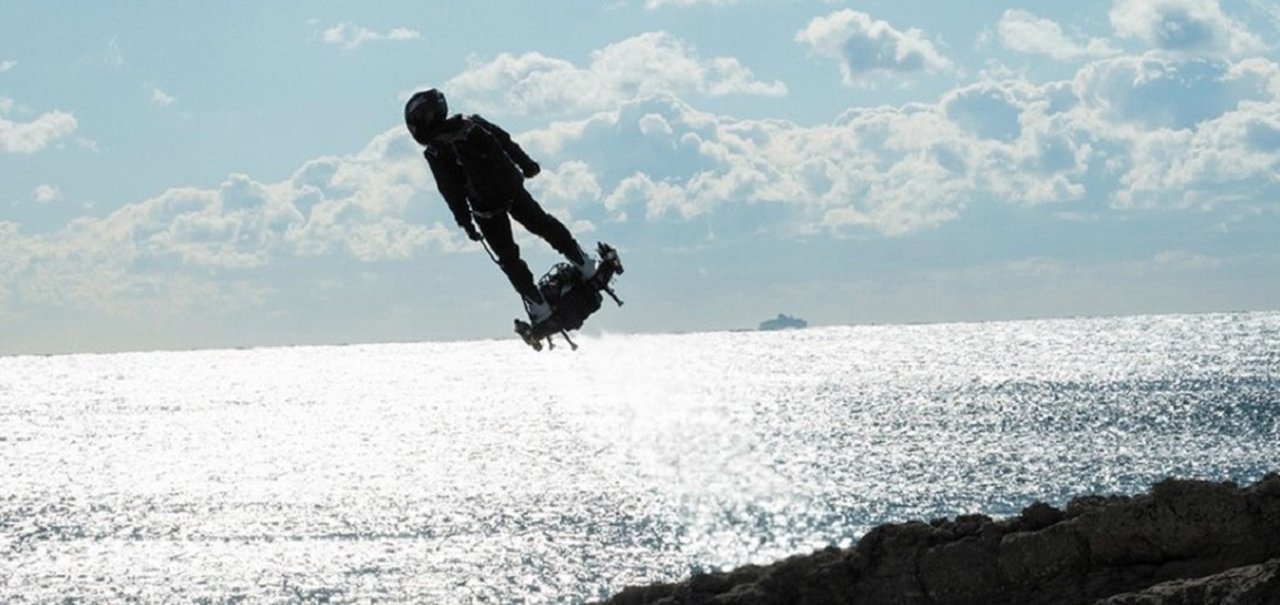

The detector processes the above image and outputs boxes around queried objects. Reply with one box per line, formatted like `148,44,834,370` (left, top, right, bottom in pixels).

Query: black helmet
405,89,448,145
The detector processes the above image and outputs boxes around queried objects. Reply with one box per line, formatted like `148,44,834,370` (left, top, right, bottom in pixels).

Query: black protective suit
422,114,585,304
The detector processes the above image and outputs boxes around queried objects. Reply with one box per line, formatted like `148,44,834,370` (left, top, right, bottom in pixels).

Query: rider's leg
508,190,596,278
474,212,550,320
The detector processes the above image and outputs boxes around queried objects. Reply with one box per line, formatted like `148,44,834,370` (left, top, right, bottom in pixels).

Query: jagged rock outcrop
1098,558,1280,604
597,473,1280,605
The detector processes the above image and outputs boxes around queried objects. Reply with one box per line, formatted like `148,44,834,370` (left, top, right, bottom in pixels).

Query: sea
3,312,1278,603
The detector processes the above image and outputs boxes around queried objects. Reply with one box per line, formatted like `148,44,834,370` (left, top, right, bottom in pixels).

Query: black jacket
423,114,539,227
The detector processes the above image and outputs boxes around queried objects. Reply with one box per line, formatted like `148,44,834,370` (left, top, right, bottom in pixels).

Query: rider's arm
424,144,475,229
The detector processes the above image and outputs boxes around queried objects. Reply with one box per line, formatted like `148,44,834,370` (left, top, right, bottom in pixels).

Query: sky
2,0,1279,354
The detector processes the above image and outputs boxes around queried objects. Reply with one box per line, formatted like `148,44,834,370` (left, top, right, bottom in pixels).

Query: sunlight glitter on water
3,312,1278,602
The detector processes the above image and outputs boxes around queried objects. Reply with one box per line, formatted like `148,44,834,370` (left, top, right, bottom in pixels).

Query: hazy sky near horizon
3,0,1279,354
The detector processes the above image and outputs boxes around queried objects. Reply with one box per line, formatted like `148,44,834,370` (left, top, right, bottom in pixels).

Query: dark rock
919,537,1001,603
952,514,992,537
998,525,1087,586
1066,494,1130,518
593,473,1280,605
1097,557,1280,604
1019,502,1064,532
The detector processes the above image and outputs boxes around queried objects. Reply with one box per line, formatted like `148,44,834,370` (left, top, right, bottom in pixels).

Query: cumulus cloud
151,88,176,106
1110,0,1264,56
321,22,420,50
943,84,1024,141
0,59,16,72
0,127,461,319
1073,54,1275,131
32,44,1250,271
0,105,79,154
443,31,786,117
531,96,948,232
517,51,1280,236
528,160,604,209
795,9,954,84
33,184,62,203
9,32,1279,325
998,10,1119,60
1113,98,1280,208
0,218,273,326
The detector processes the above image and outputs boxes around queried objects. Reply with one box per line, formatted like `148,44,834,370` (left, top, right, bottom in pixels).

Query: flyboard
513,242,624,351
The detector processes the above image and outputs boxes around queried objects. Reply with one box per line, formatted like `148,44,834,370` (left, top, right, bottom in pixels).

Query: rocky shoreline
597,473,1280,605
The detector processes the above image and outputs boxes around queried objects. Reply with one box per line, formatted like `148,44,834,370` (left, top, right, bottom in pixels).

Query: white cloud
1113,98,1280,208
943,83,1024,141
606,171,693,220
592,32,786,97
1073,54,1275,131
444,31,786,117
151,88,176,106
8,36,1279,327
528,161,604,209
0,127,459,319
998,10,1119,60
0,59,16,72
533,95,963,232
1110,0,1264,56
0,217,273,327
520,52,1280,236
795,9,954,85
33,185,62,203
321,22,421,50
0,106,79,154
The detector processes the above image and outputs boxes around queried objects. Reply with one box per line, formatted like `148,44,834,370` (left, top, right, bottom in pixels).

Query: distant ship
759,313,808,331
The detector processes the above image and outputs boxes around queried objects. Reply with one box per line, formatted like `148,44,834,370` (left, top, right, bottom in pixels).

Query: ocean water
3,312,1278,603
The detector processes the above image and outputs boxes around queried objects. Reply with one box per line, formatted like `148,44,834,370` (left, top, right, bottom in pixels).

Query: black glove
521,161,541,179
462,222,483,241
